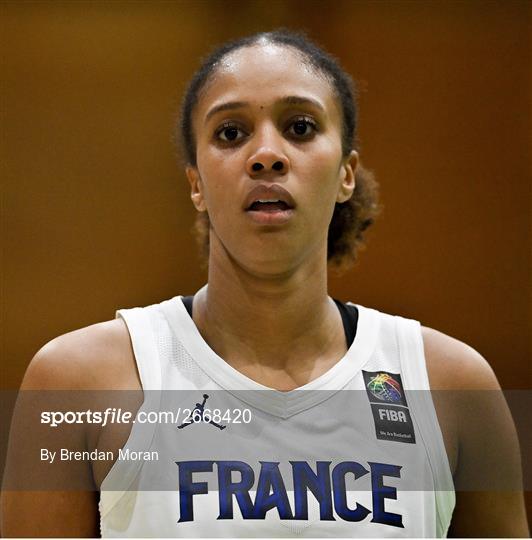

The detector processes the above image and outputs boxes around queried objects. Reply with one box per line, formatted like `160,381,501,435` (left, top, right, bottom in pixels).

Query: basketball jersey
99,292,455,537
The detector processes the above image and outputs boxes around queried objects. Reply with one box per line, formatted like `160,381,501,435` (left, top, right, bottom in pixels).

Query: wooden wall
3,0,530,392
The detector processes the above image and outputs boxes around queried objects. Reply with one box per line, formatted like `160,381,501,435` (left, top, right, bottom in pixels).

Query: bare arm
1,319,135,537
423,327,529,537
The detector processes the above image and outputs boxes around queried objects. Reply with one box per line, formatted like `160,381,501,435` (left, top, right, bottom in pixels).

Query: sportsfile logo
362,371,416,444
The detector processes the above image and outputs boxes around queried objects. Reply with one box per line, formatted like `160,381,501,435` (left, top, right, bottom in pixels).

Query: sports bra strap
180,295,358,348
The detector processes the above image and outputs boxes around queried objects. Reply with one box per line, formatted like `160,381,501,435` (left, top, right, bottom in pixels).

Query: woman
2,30,528,537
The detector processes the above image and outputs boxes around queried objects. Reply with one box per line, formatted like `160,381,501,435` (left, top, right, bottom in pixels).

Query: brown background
2,1,530,390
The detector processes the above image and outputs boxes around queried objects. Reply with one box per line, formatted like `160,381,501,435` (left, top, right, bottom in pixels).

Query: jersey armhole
395,316,456,537
115,307,162,390
99,307,163,525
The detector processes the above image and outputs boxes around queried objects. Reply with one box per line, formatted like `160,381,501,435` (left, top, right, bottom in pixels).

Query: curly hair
178,29,380,271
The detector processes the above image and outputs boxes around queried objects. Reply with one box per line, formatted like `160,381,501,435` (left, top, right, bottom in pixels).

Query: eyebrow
204,95,325,124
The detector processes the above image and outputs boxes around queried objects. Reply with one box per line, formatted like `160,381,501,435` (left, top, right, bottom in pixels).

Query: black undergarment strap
182,295,194,317
180,295,358,349
332,298,359,349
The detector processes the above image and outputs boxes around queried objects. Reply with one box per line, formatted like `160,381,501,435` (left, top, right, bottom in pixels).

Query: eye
286,117,318,138
215,122,246,143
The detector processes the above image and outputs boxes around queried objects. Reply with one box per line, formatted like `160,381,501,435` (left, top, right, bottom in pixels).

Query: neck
192,238,345,385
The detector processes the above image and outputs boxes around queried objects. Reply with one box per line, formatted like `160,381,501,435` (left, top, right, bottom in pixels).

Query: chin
234,251,299,278
235,245,326,281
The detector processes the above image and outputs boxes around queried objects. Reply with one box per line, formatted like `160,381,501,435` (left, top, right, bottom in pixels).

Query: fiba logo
367,373,402,403
364,370,414,443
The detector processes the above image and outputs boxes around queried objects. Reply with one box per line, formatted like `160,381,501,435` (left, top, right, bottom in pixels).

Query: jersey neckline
159,291,381,418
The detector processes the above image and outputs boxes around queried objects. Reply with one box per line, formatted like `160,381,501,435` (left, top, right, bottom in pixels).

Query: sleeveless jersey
99,293,455,537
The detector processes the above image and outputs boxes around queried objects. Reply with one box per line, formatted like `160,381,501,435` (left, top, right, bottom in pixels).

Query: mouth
244,185,296,226
245,201,294,225
246,200,292,212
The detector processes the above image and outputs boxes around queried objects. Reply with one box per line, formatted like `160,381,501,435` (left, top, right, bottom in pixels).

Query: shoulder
22,318,140,391
419,329,529,536
420,325,500,391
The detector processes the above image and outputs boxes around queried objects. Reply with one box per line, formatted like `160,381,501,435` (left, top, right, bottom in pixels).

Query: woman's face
187,43,357,275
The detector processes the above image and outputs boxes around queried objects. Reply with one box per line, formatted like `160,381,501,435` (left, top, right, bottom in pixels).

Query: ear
185,165,207,212
336,150,358,203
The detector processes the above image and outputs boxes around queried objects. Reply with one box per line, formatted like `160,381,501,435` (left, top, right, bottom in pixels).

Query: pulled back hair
178,29,380,271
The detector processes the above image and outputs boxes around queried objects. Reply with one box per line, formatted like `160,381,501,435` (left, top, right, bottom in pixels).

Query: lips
243,184,295,226
243,184,296,211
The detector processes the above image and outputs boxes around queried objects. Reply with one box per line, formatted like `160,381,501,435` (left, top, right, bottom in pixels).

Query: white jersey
99,293,455,537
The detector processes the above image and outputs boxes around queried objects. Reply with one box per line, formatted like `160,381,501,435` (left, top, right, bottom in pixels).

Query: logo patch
362,371,415,444
364,371,408,407
366,372,403,403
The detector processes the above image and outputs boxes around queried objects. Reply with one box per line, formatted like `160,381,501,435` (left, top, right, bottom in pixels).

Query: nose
245,130,290,177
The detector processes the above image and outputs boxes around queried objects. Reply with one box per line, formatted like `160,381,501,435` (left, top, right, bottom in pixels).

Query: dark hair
178,29,380,271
